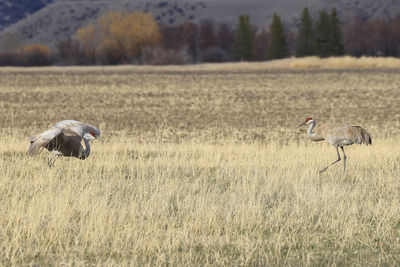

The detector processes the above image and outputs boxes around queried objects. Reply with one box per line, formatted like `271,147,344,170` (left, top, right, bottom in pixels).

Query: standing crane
27,120,102,167
296,117,371,175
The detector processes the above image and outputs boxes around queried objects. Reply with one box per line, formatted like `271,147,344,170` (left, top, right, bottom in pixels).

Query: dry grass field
0,59,399,265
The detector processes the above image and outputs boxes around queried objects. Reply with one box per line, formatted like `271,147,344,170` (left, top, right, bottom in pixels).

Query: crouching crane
27,120,102,167
296,118,371,175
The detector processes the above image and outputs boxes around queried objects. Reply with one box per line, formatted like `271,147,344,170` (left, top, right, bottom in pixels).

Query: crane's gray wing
54,120,100,138
53,120,81,128
27,127,63,156
53,120,84,137
61,128,85,147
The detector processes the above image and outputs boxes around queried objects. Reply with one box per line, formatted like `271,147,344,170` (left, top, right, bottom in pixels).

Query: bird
296,117,371,175
27,120,102,167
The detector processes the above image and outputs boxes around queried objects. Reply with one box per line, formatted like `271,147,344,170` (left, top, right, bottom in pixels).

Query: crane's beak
295,122,306,128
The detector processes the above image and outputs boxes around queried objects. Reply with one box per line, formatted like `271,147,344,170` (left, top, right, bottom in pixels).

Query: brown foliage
74,12,161,64
0,43,53,66
98,12,161,64
17,44,53,66
75,23,97,63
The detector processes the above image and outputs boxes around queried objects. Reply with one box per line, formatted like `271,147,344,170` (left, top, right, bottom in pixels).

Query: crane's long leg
340,146,346,175
319,146,341,174
48,154,61,168
48,156,56,168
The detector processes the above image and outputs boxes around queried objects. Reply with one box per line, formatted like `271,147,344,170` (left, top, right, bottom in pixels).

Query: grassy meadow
0,59,399,265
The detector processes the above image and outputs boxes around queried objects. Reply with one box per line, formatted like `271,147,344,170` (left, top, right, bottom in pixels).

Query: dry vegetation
0,59,399,265
290,56,400,69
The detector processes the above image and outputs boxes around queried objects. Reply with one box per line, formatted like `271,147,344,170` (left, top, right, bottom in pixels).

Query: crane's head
83,130,101,141
296,117,315,128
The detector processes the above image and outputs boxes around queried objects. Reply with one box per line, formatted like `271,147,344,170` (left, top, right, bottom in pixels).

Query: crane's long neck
80,138,91,159
307,121,318,140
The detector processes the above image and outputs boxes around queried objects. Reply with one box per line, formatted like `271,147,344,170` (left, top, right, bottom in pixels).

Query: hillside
1,0,400,50
0,0,53,30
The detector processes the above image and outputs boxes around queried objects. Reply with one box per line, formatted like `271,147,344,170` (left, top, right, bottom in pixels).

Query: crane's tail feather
27,128,62,156
27,138,48,156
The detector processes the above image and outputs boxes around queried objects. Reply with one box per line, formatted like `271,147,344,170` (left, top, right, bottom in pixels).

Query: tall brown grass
290,56,400,69
1,56,400,72
1,134,399,265
0,61,399,265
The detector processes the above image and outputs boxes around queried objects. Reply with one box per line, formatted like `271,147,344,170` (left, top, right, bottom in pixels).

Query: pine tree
315,10,331,57
329,8,344,56
296,7,315,57
267,13,287,59
233,15,254,61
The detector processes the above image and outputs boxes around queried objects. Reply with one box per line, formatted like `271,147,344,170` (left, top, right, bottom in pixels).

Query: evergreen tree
233,15,254,60
296,7,315,57
267,13,287,59
329,8,344,56
315,10,331,57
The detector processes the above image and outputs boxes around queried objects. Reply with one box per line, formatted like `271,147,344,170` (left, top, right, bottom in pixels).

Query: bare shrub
141,47,191,65
98,41,123,65
18,44,53,66
56,38,85,65
161,22,199,62
200,46,231,62
0,52,15,65
253,29,269,61
0,44,53,66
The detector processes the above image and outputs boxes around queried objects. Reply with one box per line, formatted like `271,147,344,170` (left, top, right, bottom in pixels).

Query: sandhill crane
297,117,371,175
27,120,101,167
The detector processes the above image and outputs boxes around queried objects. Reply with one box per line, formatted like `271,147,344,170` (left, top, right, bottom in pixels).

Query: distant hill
0,0,53,30
1,0,400,51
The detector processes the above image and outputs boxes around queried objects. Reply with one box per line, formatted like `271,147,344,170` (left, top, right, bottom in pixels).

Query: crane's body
27,120,101,167
297,118,371,174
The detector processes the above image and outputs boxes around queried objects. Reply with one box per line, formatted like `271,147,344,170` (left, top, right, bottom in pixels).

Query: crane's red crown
305,117,313,122
89,131,95,137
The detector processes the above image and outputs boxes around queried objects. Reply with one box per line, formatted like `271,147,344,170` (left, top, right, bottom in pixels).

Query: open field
0,61,399,265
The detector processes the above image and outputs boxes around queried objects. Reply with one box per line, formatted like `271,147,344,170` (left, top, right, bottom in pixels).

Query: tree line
1,7,400,66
